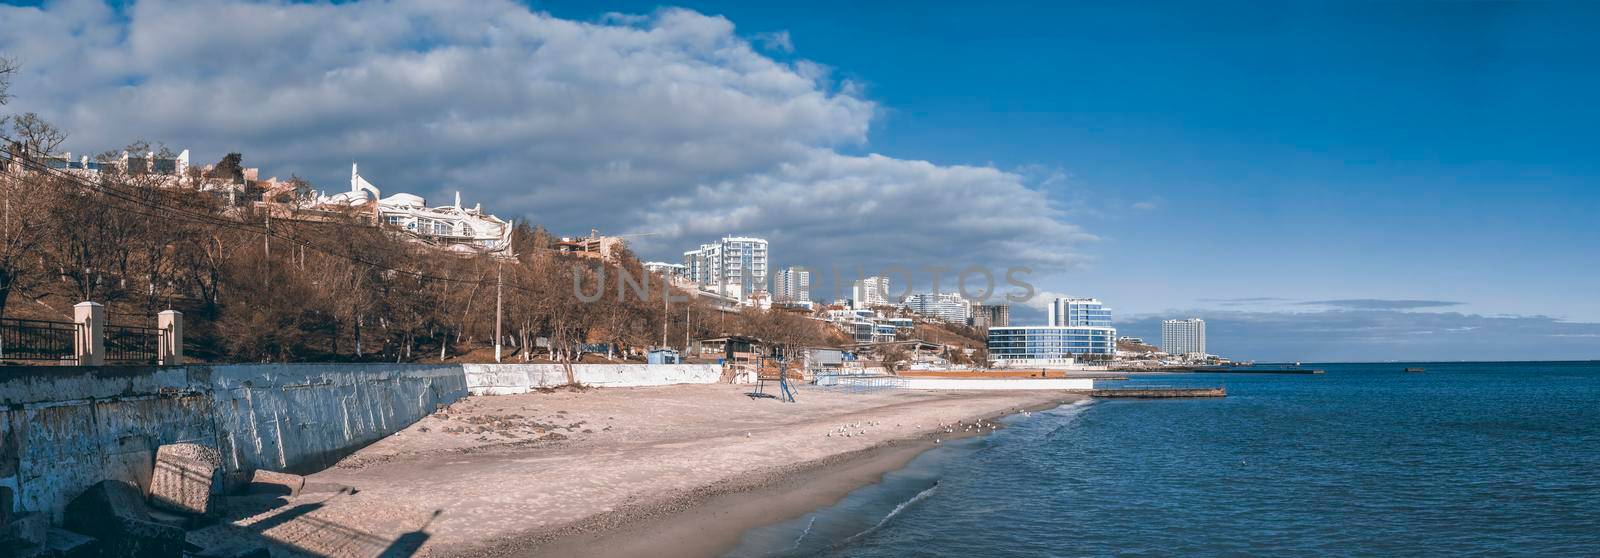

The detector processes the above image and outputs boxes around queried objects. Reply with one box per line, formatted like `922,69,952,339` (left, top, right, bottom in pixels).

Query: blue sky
534,0,1600,359
3,1,1597,360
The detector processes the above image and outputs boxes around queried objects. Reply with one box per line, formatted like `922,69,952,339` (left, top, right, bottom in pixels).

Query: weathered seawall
462,363,722,394
0,362,720,521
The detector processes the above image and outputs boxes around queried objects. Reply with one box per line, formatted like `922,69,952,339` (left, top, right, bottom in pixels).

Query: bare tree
0,168,62,317
0,55,16,127
11,113,67,156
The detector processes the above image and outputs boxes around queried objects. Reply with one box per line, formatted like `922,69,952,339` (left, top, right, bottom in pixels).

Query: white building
681,236,769,302
1047,297,1112,327
774,266,811,303
38,149,191,181
1162,318,1207,357
319,163,514,255
904,292,971,323
643,261,687,277
851,276,892,309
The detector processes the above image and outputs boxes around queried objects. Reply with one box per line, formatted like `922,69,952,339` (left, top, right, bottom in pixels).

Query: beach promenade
203,384,1079,557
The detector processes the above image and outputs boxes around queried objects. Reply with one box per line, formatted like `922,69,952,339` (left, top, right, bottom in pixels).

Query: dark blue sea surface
725,362,1600,557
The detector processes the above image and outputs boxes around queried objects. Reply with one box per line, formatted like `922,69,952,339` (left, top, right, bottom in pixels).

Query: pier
1089,387,1227,398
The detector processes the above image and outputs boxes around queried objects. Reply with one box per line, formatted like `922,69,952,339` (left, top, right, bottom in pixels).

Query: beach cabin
798,347,849,374
692,336,764,362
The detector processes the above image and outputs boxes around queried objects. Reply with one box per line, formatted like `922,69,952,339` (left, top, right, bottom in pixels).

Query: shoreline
210,385,1079,557
476,397,1073,558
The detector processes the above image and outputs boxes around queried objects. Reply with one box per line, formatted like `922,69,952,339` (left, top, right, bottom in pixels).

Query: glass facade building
1047,297,1112,327
986,325,1117,366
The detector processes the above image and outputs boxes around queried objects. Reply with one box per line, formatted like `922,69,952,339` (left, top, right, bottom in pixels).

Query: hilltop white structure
319,163,514,256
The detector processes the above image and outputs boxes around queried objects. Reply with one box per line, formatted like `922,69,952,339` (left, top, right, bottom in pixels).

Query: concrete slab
149,443,221,516
245,470,304,498
63,480,185,558
44,528,99,558
1,511,48,547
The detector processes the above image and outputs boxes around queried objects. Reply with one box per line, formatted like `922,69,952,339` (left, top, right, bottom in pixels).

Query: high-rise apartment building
1161,318,1207,356
773,266,811,303
681,236,768,299
903,292,971,323
970,304,1010,328
1047,297,1112,327
851,276,891,309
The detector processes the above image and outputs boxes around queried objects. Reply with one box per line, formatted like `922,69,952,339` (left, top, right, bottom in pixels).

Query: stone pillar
73,301,104,366
158,310,183,366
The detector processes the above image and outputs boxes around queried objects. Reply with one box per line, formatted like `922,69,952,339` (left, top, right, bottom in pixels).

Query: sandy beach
205,384,1080,557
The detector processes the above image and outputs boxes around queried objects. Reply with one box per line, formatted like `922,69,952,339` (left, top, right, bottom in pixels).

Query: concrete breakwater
0,362,720,522
1089,387,1227,398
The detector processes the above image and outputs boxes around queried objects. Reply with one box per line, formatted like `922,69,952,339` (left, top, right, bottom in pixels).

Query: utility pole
661,285,669,349
494,262,503,363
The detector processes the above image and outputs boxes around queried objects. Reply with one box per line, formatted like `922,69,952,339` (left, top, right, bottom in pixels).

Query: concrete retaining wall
0,363,468,522
1,362,727,520
463,363,723,395
206,364,468,475
0,366,216,523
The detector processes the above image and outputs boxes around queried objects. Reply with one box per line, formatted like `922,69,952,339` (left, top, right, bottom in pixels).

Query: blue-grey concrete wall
1,366,217,522
0,363,468,522
0,362,722,521
207,364,467,475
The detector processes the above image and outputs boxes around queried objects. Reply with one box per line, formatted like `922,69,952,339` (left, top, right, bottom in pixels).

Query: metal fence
0,317,81,363
105,323,161,364
813,374,910,392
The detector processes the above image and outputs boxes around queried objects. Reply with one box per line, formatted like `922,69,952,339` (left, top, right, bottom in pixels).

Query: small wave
785,515,818,552
834,482,940,549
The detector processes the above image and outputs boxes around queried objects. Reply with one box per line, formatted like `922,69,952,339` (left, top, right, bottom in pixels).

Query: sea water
725,362,1600,556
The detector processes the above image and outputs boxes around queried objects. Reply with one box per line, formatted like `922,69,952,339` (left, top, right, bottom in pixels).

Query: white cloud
753,30,795,53
0,0,1093,276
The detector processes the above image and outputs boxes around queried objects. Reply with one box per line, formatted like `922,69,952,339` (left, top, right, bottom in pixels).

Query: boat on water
1405,367,1426,373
